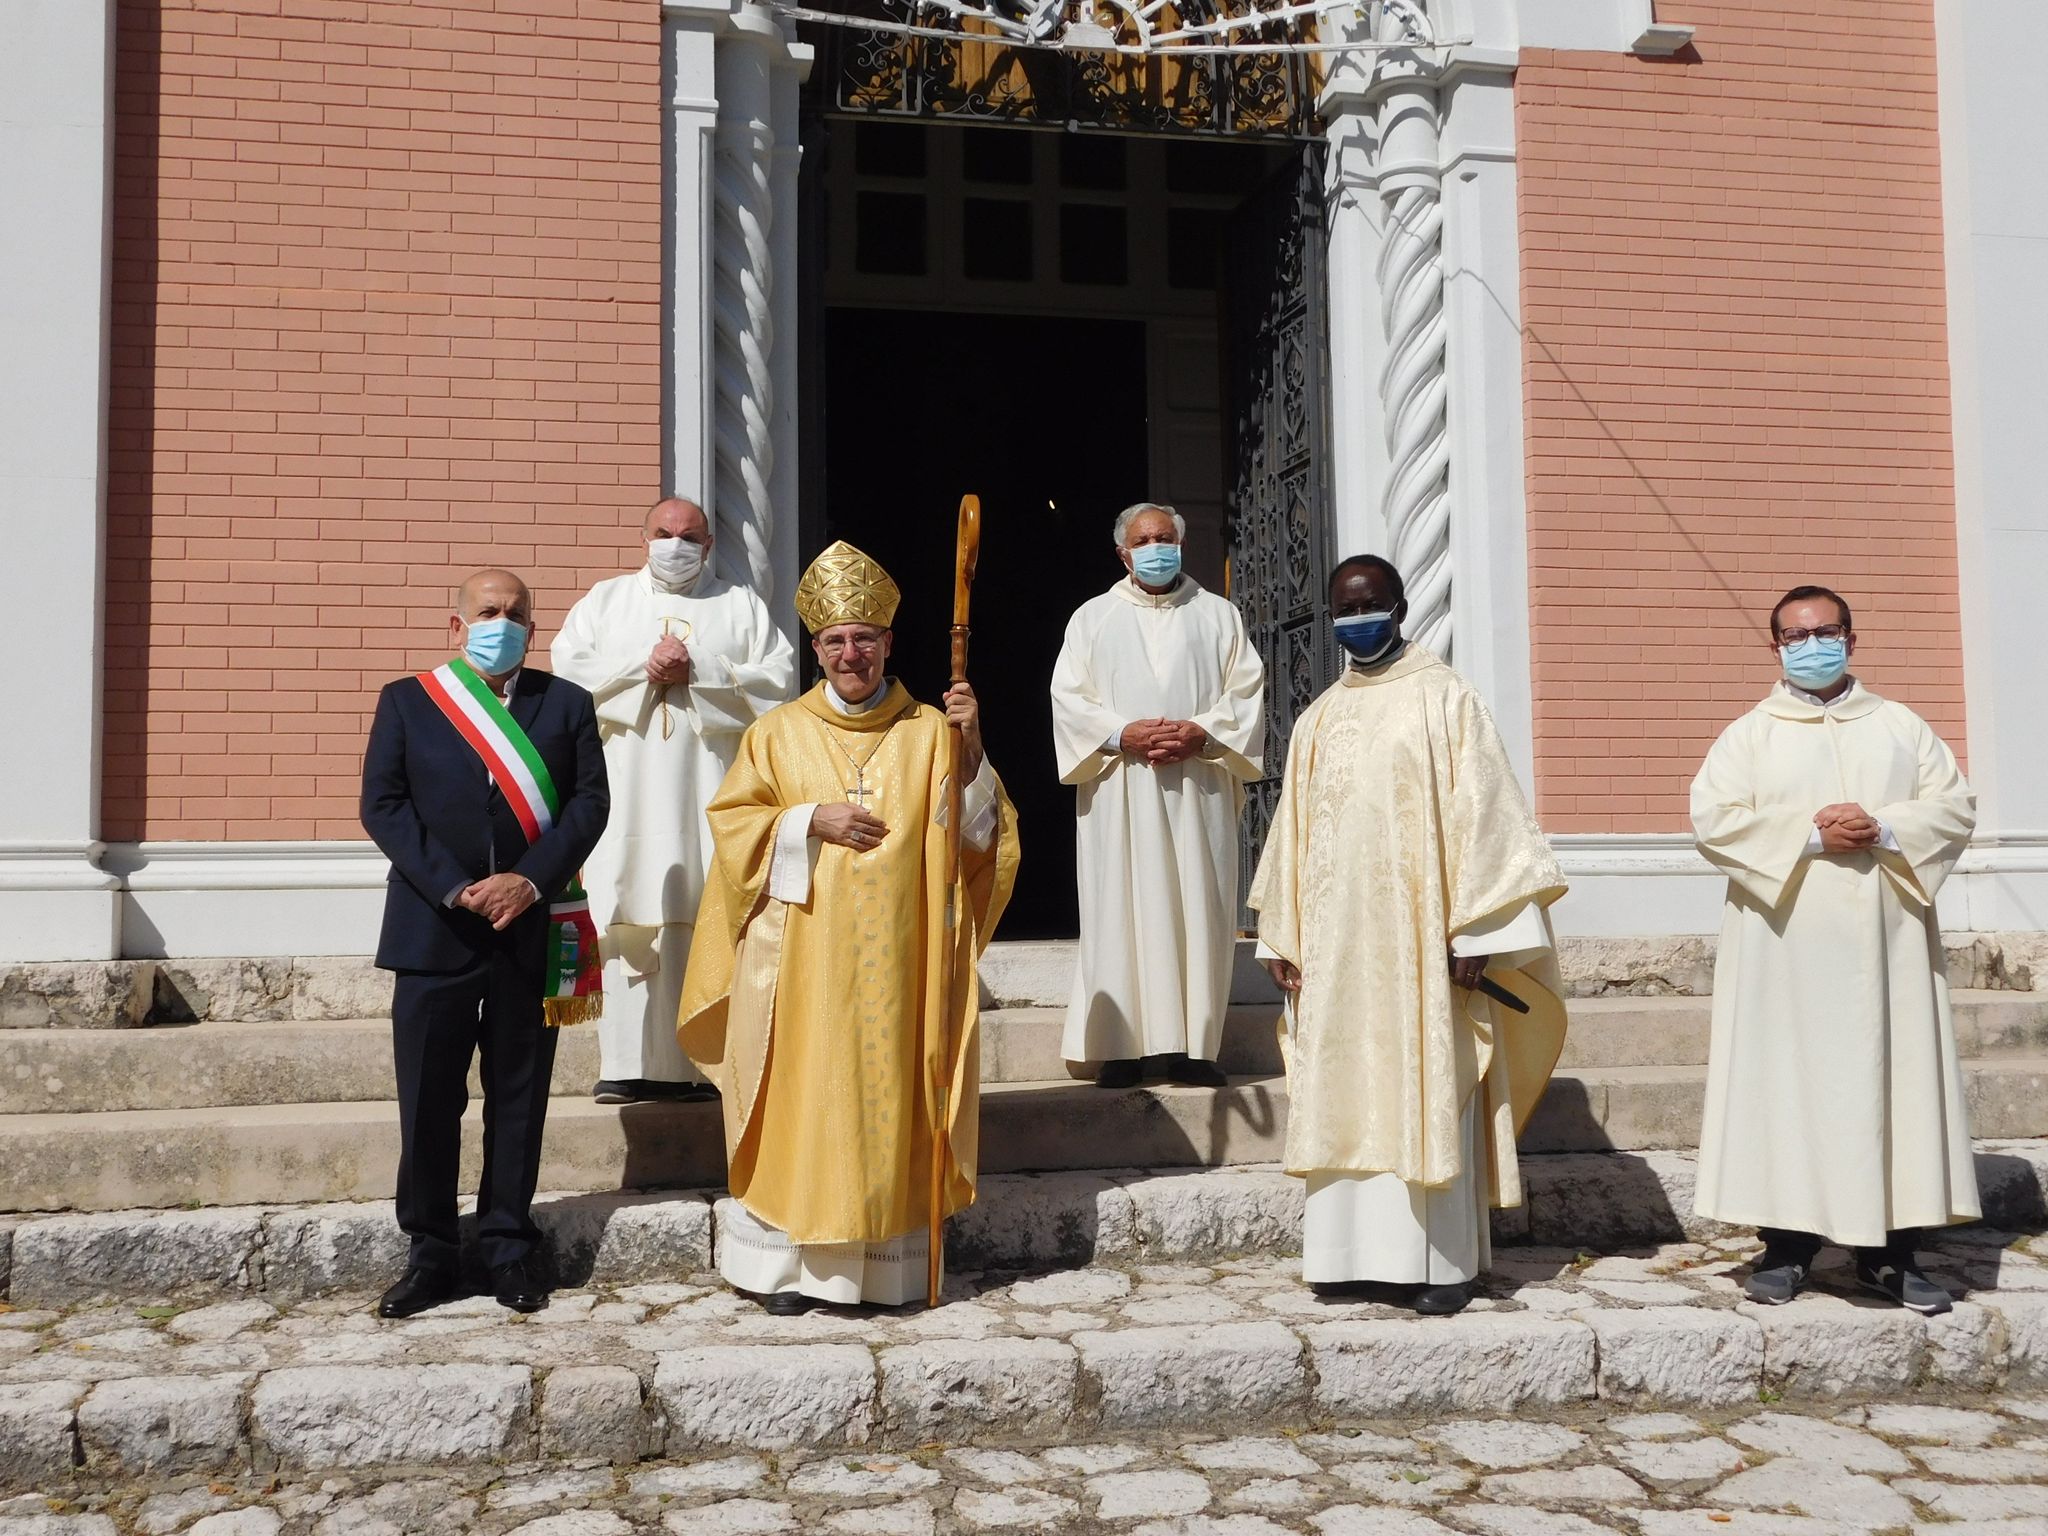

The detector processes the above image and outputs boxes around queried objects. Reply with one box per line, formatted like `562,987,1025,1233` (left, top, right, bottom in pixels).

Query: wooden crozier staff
929,492,981,1307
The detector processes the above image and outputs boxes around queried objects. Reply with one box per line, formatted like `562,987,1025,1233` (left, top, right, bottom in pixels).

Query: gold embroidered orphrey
794,540,902,634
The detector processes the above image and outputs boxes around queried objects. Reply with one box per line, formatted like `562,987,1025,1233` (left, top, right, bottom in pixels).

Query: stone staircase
0,941,2045,1214
3,940,2048,1487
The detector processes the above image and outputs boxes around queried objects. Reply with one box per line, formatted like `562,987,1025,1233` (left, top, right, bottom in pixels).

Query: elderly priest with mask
679,542,1021,1314
552,496,795,1107
1051,501,1265,1089
1692,585,1977,1314
1250,554,1568,1317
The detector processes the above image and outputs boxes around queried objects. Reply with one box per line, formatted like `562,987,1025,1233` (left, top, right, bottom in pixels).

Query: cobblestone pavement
2,1229,2047,1531
4,1391,2048,1534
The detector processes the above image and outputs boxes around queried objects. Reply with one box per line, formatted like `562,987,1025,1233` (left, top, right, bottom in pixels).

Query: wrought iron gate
1225,143,1332,916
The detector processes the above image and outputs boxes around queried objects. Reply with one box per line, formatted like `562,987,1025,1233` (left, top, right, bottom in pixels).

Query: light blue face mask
463,616,529,677
1780,635,1848,691
1130,542,1182,586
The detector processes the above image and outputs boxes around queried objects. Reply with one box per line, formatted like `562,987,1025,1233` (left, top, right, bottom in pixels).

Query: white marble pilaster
1934,0,2048,931
0,0,120,960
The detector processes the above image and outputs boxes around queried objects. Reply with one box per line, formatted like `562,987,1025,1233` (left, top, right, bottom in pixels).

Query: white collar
825,679,889,716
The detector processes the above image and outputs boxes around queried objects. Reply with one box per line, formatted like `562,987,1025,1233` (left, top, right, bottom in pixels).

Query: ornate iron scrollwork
1225,145,1332,916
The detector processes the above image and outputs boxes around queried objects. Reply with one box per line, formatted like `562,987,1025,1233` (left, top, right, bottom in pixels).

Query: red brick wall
105,0,665,841
1517,0,1964,831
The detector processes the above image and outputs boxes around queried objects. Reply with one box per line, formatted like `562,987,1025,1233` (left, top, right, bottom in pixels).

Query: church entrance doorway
802,112,1328,938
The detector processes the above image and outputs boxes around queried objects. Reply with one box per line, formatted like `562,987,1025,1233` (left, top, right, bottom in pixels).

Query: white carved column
1372,0,1452,659
0,0,121,960
702,3,808,631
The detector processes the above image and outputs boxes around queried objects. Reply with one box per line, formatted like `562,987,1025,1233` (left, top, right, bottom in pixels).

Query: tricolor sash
417,655,602,1026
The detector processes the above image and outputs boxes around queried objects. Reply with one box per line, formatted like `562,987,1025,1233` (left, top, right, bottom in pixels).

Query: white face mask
649,536,706,590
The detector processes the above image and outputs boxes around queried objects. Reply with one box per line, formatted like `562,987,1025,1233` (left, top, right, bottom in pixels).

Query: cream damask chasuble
1250,646,1569,1205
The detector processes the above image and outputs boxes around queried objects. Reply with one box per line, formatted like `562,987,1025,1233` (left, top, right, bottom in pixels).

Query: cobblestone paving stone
3,1392,2048,1534
0,1230,2045,1530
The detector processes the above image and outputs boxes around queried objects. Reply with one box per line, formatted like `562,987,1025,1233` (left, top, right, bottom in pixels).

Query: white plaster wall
0,0,120,961
1936,0,2048,939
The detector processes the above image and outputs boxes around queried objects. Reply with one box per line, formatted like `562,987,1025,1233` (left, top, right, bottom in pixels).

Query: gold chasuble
1249,646,1568,1207
680,682,1020,1245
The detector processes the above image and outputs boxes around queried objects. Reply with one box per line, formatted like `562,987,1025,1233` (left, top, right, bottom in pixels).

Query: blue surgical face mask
463,616,529,676
1129,542,1182,587
1334,610,1400,664
1780,635,1848,691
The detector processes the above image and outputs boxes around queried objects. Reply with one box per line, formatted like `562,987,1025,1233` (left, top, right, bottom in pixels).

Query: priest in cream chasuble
551,498,796,1103
1050,502,1265,1085
1250,555,1568,1315
679,542,1020,1311
1691,585,1976,1315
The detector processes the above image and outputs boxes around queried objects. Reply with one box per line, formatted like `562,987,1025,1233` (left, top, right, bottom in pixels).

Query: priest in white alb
551,496,795,1105
1692,584,1977,1315
1051,502,1265,1089
1251,554,1568,1317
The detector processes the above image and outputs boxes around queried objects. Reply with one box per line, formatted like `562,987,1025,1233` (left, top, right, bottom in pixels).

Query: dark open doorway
817,306,1149,937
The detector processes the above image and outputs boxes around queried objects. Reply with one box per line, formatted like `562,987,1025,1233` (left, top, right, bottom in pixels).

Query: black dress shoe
1095,1058,1142,1089
1412,1282,1471,1316
759,1289,816,1316
491,1258,550,1314
593,1079,639,1105
1166,1055,1228,1088
376,1266,456,1319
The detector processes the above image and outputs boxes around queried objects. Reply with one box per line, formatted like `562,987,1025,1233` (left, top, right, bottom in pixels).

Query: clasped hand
646,635,691,686
458,873,536,931
1815,801,1881,853
1120,717,1207,766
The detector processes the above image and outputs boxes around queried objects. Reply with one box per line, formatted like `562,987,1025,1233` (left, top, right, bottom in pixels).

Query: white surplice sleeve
767,804,821,904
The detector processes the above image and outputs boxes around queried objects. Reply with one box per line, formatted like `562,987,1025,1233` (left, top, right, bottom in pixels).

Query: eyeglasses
1779,624,1848,645
817,635,883,656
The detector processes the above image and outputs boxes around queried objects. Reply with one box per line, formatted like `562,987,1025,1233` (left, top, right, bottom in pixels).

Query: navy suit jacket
360,667,610,975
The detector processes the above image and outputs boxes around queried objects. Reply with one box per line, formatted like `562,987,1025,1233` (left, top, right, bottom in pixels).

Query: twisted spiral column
711,111,777,602
1377,179,1450,657
1373,1,1451,660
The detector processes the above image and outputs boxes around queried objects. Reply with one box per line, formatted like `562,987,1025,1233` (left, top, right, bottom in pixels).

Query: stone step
0,1157,2045,1486
3,1056,2047,1215
14,935,2048,1026
7,992,2047,1117
4,1143,2044,1308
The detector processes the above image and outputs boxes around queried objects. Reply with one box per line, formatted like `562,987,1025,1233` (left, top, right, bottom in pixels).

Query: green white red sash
417,655,602,1026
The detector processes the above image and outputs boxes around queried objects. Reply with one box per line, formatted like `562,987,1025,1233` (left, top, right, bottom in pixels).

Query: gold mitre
794,540,901,633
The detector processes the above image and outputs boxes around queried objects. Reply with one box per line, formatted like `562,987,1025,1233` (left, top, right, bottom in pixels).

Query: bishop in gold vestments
1250,556,1568,1314
680,543,1020,1310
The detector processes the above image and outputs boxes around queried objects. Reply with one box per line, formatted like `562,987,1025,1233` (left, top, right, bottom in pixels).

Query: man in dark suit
361,568,609,1317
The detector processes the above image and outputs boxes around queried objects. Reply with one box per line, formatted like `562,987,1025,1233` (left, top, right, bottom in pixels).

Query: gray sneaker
1744,1260,1809,1305
1858,1260,1952,1315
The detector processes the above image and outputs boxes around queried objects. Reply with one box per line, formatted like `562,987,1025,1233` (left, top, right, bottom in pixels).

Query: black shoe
1858,1258,1952,1315
759,1289,816,1316
1745,1259,1810,1306
1166,1055,1228,1088
491,1258,549,1314
376,1266,456,1319
593,1079,640,1105
1096,1059,1142,1090
1412,1282,1470,1316
675,1082,721,1103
